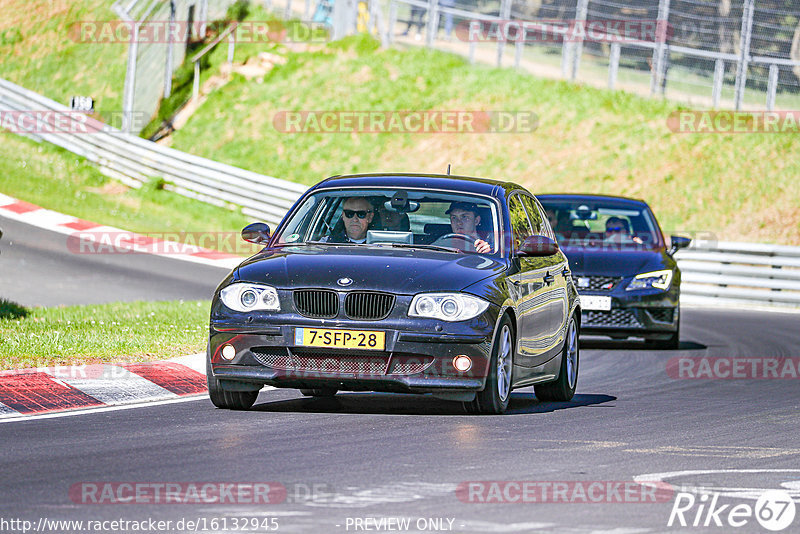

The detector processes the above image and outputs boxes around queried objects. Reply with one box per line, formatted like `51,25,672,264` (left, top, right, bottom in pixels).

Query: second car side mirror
242,222,271,245
668,235,691,255
517,235,559,257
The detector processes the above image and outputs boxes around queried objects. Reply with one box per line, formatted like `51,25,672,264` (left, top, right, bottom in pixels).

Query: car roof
312,173,524,197
536,193,649,207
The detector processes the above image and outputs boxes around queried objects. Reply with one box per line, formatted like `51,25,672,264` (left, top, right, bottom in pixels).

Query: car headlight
220,283,280,312
626,270,673,291
409,293,489,322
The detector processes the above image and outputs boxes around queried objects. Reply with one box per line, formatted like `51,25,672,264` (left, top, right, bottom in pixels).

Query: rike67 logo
669,490,796,531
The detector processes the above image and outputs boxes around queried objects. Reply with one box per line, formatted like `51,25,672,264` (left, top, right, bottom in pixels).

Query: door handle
543,273,555,284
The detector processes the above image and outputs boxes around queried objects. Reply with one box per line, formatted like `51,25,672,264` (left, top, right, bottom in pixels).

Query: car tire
535,315,579,402
206,349,259,410
465,315,514,415
300,388,338,397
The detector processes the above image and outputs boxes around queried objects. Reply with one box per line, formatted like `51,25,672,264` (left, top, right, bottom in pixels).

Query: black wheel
535,315,579,402
465,315,514,415
646,315,680,350
299,388,338,397
206,348,259,410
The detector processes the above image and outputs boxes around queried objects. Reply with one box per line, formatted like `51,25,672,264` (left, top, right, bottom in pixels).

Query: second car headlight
220,283,280,312
626,269,673,291
409,293,489,322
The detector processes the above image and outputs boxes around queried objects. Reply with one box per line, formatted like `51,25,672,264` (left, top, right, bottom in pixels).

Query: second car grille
344,292,395,320
293,290,338,318
583,309,643,328
578,276,623,292
251,348,434,376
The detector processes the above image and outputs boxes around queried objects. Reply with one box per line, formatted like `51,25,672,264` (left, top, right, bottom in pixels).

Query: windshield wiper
389,243,462,253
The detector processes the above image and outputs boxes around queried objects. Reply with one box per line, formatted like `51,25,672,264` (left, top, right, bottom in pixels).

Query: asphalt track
0,215,227,306
2,217,799,533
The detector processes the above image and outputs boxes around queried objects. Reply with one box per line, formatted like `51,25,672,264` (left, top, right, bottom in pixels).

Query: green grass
0,133,252,247
167,33,800,245
0,0,128,116
0,299,209,370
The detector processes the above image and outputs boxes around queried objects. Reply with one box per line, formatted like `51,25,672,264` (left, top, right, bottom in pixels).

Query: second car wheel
465,315,514,415
534,315,579,402
300,388,338,397
207,349,259,410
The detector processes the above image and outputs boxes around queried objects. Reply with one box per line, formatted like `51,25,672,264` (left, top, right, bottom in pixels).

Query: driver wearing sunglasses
325,197,376,244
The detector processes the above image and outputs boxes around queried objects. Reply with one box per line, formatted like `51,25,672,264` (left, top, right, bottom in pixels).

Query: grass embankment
168,35,800,245
0,299,209,370
0,0,128,115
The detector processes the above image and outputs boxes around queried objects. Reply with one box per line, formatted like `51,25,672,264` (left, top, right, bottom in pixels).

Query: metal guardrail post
766,64,779,111
514,33,523,69
164,0,176,98
570,0,589,80
733,0,755,111
608,42,620,89
650,0,670,96
121,21,140,134
193,61,200,100
425,0,439,48
285,0,293,19
469,39,476,64
388,1,397,45
711,58,724,108
495,0,511,67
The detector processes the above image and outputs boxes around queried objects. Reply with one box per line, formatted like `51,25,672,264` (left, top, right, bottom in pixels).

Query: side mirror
517,235,559,257
668,235,691,255
241,222,271,245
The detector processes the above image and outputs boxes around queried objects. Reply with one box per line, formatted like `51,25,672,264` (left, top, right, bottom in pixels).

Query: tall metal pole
650,0,671,96
734,0,755,111
571,0,589,80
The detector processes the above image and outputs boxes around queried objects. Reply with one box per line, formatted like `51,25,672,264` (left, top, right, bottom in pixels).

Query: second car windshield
274,189,499,254
539,201,660,249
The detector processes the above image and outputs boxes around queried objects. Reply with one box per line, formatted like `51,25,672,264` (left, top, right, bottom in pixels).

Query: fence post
227,31,235,64
733,0,755,111
305,0,312,19
496,0,511,67
469,38,476,64
650,0,671,95
163,0,176,98
425,0,440,48
514,33,523,69
608,42,620,89
766,64,779,111
121,21,140,134
199,0,208,38
712,58,724,108
285,0,293,19
388,0,397,45
571,0,589,80
193,60,200,100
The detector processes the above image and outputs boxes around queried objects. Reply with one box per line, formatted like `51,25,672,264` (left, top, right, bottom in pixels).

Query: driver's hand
474,239,491,253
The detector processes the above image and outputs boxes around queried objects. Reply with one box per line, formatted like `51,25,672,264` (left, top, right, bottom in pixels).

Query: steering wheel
432,232,475,250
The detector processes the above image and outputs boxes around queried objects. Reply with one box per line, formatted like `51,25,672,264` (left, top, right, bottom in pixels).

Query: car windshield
274,188,499,254
538,200,661,250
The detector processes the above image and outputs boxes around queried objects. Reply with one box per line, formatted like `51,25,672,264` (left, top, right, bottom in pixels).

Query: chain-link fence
377,0,800,111
113,0,240,133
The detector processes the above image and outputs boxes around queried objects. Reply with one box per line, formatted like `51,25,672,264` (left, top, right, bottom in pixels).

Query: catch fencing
379,0,800,111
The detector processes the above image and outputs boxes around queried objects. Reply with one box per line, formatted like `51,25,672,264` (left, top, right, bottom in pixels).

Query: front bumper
578,286,679,339
208,316,496,394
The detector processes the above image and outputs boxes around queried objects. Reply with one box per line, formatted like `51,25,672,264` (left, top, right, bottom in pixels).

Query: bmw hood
561,247,670,277
235,245,506,294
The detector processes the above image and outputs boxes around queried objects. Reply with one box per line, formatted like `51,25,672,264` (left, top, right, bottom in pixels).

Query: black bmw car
537,194,690,349
207,174,580,414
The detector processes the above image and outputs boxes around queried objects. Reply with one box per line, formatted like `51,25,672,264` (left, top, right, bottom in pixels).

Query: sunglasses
606,226,625,232
343,209,372,219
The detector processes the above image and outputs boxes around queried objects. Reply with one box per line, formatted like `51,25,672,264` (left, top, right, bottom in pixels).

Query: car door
507,193,557,368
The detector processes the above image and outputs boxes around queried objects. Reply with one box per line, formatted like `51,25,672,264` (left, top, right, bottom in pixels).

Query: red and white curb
0,353,209,420
0,193,241,270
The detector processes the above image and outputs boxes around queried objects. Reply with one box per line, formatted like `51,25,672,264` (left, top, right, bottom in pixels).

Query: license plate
294,328,385,351
581,295,612,311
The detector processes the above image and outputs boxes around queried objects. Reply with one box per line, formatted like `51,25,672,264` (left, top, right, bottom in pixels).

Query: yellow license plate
295,328,385,351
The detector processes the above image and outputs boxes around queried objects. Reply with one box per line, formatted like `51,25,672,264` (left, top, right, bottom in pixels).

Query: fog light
453,355,472,372
221,344,236,360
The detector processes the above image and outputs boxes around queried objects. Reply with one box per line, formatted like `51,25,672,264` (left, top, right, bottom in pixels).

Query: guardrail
676,241,800,307
0,77,306,228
